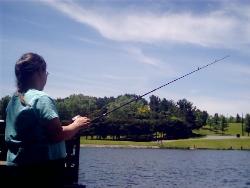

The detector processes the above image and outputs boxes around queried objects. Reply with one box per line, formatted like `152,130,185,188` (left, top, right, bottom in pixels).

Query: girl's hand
72,115,90,129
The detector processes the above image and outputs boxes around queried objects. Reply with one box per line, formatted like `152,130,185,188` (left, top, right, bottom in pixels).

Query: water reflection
79,148,250,188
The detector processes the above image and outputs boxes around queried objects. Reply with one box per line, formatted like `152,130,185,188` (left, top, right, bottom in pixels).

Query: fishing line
81,55,230,124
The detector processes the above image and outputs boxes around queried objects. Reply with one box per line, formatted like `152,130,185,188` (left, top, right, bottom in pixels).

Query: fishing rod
76,55,229,125
68,55,229,181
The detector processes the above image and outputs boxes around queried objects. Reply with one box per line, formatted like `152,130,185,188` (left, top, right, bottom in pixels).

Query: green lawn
161,138,250,150
80,137,250,150
193,123,246,136
80,138,159,147
80,123,250,150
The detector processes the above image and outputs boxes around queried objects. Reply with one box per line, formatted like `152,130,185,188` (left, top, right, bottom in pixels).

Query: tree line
51,94,208,140
0,94,250,140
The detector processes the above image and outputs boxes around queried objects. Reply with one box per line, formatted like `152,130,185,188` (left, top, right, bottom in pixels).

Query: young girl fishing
5,52,90,187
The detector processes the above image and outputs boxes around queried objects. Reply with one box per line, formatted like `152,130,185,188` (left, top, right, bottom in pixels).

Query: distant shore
80,136,250,150
81,144,160,149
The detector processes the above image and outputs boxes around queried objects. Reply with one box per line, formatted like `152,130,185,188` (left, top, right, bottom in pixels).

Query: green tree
245,114,250,136
136,105,150,119
213,113,220,131
195,110,208,129
207,116,213,130
228,116,235,123
220,115,228,135
56,99,71,120
149,95,161,112
54,94,223,140
236,113,241,123
159,98,177,115
107,94,142,120
177,99,196,129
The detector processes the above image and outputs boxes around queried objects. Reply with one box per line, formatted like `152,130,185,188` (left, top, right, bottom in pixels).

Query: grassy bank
80,137,250,150
193,123,247,136
80,138,159,148
80,123,250,150
160,138,250,150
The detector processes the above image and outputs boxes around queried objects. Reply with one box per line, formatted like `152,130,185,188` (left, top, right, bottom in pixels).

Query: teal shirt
5,89,66,165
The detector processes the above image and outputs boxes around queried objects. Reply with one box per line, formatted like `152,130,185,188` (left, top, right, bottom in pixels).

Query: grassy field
161,138,250,150
193,123,247,136
80,123,250,150
80,137,250,150
80,138,158,147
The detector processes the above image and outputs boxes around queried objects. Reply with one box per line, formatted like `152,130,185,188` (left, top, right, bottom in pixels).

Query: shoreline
80,144,160,149
80,136,250,150
80,144,250,151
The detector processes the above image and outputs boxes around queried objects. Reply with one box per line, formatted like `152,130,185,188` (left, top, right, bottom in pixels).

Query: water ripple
79,148,250,188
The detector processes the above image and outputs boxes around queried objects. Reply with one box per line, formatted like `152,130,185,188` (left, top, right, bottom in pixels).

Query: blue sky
1,0,250,116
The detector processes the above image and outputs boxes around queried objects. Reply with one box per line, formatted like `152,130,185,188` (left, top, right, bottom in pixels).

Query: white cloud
43,0,250,49
73,36,105,46
122,46,177,76
125,47,160,66
102,74,145,81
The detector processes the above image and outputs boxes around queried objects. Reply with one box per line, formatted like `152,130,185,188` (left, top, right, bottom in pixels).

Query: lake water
79,148,250,188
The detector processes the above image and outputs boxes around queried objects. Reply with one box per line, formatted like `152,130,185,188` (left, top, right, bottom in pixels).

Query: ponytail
15,52,46,106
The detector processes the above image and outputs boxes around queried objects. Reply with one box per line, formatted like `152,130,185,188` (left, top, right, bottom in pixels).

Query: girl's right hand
72,115,90,129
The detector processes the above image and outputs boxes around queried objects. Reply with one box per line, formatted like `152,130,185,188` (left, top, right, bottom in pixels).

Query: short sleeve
35,95,59,121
